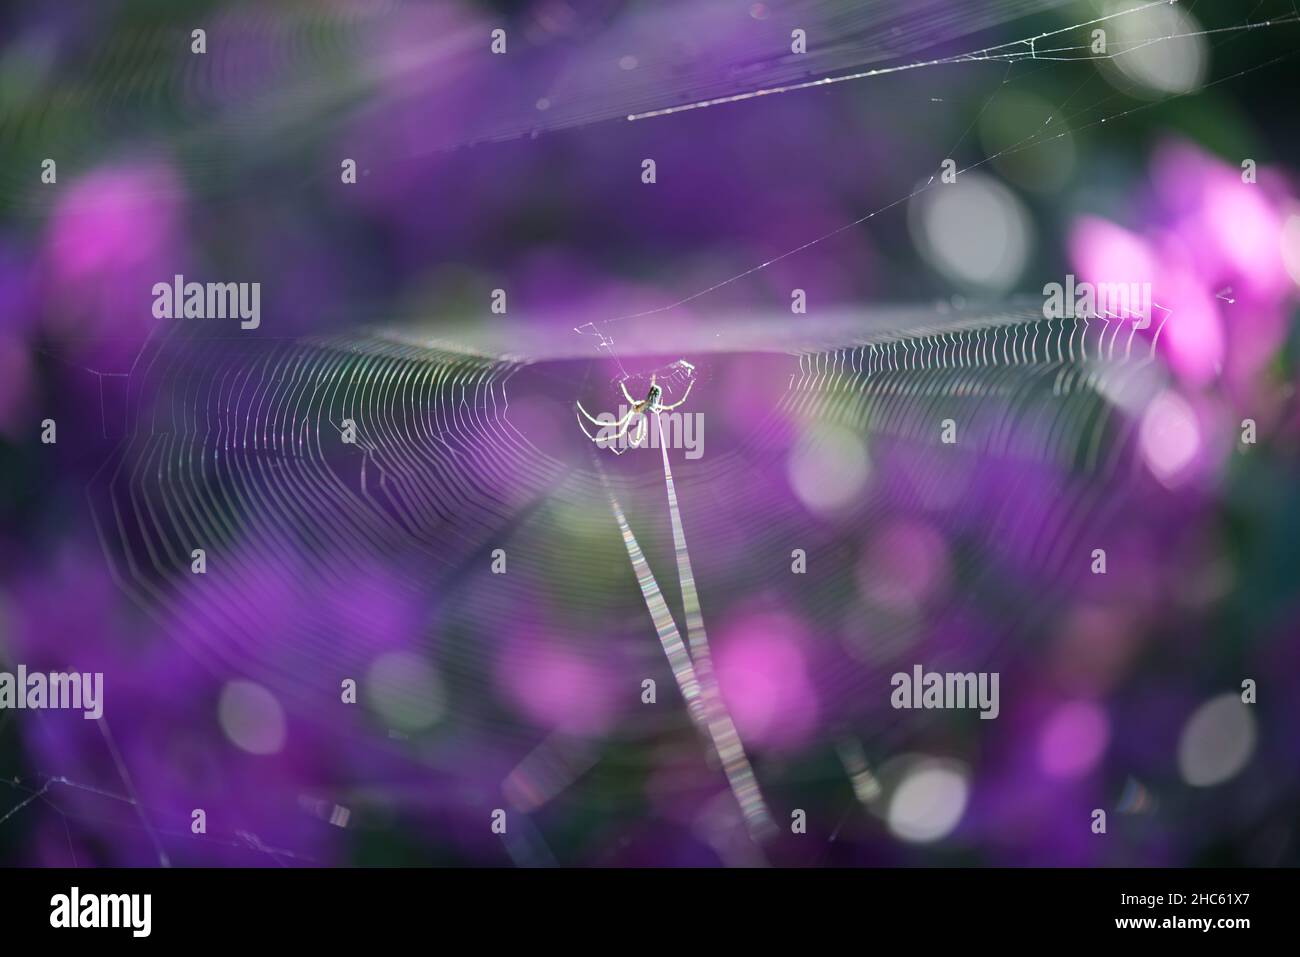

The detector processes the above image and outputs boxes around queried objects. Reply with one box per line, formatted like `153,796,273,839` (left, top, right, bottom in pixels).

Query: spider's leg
619,380,638,406
576,400,633,429
576,405,637,449
659,378,695,410
601,410,642,452
574,410,598,442
629,414,648,448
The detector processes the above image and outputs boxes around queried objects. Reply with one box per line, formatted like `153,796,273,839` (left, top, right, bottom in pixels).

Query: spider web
39,297,1166,861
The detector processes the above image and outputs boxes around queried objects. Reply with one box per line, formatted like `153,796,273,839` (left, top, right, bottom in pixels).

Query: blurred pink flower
498,635,620,736
42,158,188,367
1069,140,1297,397
1037,700,1110,780
715,613,818,749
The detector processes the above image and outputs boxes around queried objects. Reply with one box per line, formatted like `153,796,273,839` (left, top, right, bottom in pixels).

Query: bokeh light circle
886,757,970,843
218,680,287,756
1177,693,1256,787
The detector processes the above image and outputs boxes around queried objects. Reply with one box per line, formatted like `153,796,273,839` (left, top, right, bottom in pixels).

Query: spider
576,374,695,451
